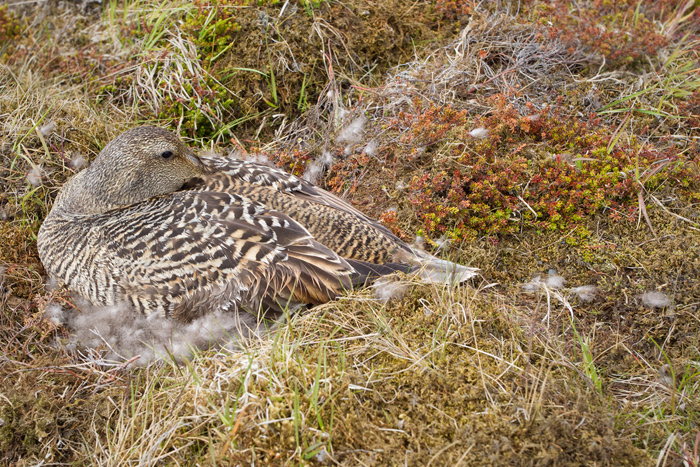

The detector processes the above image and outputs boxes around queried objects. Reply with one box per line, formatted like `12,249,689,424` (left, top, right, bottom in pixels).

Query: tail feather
349,253,478,287
415,255,479,284
392,249,478,284
346,259,415,287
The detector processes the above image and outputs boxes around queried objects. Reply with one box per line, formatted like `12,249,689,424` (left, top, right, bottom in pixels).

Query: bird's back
198,157,413,264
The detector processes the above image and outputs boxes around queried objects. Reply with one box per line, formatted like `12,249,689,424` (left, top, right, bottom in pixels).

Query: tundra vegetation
0,0,699,465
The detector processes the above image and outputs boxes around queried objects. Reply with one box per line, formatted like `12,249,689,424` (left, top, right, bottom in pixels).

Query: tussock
81,285,649,466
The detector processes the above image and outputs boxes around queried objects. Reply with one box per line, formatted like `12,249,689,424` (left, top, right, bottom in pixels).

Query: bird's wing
199,156,401,240
93,191,354,321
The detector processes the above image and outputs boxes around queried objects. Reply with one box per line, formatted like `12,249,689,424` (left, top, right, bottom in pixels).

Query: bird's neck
51,169,128,216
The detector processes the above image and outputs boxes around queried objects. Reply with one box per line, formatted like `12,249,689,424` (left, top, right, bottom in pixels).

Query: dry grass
79,283,649,465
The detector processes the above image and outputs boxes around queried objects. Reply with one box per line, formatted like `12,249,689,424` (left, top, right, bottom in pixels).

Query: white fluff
468,127,489,139
255,153,270,165
47,298,269,366
39,121,57,137
337,117,367,144
45,276,60,291
200,149,218,157
572,285,599,302
303,151,335,184
364,140,378,156
244,152,270,166
27,166,43,187
70,154,88,170
523,273,564,291
314,447,329,464
46,303,66,326
545,274,565,289
522,276,542,292
372,277,409,303
226,148,244,160
641,291,671,308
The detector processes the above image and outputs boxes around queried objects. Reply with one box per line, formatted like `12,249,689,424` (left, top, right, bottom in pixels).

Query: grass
73,285,648,465
1,0,699,465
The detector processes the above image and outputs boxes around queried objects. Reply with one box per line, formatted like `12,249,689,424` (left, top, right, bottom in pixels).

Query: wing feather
196,157,413,263
199,156,402,240
89,191,354,321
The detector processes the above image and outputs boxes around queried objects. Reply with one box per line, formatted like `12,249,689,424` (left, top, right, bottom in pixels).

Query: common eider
38,126,476,322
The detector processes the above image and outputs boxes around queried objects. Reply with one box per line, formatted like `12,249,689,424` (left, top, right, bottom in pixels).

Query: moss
0,5,20,55
335,98,700,242
235,286,651,466
523,0,671,70
0,352,122,466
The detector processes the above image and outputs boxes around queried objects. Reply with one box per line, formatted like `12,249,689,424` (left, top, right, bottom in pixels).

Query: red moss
525,0,671,68
398,98,700,241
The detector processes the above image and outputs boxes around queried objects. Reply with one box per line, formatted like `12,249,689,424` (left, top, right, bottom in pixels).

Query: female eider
38,126,476,322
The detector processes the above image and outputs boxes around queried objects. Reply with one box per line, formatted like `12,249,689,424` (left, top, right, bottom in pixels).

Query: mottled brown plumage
196,159,414,264
38,126,476,323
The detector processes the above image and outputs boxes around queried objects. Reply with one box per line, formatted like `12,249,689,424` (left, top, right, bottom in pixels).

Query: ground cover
0,0,698,465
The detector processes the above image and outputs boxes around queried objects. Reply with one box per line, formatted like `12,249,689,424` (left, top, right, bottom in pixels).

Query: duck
38,126,476,323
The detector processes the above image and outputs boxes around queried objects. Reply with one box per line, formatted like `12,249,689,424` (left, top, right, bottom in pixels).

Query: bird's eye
160,150,174,160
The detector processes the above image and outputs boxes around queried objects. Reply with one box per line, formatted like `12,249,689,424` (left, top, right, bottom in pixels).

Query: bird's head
57,126,207,215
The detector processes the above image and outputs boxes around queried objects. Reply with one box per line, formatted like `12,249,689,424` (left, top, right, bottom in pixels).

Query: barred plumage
38,126,476,323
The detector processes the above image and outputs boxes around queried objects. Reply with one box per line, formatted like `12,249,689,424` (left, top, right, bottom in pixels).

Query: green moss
0,5,20,42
